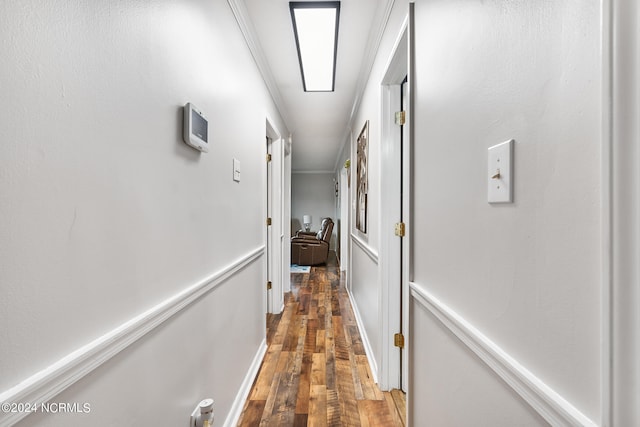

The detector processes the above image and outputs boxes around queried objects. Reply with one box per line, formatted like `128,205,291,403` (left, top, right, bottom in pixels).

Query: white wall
346,0,611,424
409,0,602,425
291,172,337,248
0,1,287,425
410,298,551,426
347,0,409,386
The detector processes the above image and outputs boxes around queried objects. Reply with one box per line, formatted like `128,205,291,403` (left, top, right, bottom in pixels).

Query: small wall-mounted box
183,103,209,152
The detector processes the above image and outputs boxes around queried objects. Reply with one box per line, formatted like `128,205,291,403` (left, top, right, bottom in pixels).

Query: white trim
223,339,268,427
600,0,613,425
333,0,397,173
351,233,379,264
377,17,409,392
347,289,379,385
404,2,415,415
409,281,599,427
381,16,409,85
0,246,265,427
266,119,284,315
226,0,291,130
609,1,640,425
339,167,350,273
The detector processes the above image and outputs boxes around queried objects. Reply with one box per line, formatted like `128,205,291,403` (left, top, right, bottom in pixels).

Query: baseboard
347,289,379,385
409,281,598,427
223,339,268,427
0,246,265,427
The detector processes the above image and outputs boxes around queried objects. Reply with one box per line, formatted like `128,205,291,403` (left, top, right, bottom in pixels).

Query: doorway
379,19,410,394
266,120,284,317
340,167,350,274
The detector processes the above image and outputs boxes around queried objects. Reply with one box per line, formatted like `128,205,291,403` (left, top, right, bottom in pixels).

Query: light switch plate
487,139,514,203
233,158,240,182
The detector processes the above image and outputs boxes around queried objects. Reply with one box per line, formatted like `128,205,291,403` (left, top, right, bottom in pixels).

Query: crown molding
0,247,265,426
333,0,397,173
227,0,291,130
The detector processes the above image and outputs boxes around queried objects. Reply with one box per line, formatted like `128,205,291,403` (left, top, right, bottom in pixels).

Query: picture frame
356,121,369,233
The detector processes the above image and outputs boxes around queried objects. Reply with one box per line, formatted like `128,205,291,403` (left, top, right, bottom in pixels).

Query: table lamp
303,215,312,232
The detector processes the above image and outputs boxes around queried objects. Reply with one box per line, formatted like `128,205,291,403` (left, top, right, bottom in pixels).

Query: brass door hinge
394,333,405,349
266,153,272,162
395,111,406,126
267,281,272,290
394,222,406,237
266,217,272,226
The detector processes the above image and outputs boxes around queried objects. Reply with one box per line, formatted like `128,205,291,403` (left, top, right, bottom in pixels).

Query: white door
340,168,349,272
266,137,273,313
379,19,410,392
400,77,409,392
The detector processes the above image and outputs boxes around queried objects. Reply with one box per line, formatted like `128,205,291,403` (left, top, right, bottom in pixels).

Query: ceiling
230,0,394,172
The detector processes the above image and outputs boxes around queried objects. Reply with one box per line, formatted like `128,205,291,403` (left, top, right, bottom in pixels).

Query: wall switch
488,139,514,203
233,158,241,182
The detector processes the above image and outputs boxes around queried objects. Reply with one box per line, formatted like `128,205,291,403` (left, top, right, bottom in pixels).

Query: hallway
3,2,640,426
237,254,405,426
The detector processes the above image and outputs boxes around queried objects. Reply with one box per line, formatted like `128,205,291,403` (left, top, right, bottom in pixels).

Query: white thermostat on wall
183,102,209,152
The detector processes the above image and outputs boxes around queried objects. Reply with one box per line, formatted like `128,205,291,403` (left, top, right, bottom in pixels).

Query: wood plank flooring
238,254,405,427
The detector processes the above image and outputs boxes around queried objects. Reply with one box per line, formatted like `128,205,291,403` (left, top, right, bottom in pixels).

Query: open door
400,76,409,393
265,119,284,318
379,17,409,394
266,137,273,315
340,167,349,272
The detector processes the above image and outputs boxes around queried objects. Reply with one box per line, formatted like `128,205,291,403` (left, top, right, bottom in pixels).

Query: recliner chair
291,218,334,266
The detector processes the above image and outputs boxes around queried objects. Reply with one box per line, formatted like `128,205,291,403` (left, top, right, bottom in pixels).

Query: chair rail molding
0,246,265,427
351,232,379,264
409,281,599,427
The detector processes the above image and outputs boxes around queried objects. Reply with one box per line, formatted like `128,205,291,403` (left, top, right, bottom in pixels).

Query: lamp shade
303,215,311,225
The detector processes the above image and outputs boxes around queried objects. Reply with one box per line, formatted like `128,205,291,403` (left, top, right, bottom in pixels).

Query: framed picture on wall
356,121,369,233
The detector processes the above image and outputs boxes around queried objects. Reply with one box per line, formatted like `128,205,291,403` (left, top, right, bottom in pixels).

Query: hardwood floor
238,254,405,427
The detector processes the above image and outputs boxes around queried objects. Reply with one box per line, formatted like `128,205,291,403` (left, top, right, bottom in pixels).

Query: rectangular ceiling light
289,1,340,92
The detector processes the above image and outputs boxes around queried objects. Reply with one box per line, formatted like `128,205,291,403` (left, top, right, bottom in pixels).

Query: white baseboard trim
223,339,268,427
0,246,265,427
351,233,379,264
347,289,379,385
409,281,598,427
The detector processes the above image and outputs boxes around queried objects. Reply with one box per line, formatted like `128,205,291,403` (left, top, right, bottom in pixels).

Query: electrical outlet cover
189,404,199,427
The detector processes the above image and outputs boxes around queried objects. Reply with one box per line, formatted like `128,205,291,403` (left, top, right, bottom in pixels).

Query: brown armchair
291,218,334,266
295,218,332,239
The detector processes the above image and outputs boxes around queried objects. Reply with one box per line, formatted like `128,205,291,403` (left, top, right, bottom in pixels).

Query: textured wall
410,0,602,424
0,1,286,425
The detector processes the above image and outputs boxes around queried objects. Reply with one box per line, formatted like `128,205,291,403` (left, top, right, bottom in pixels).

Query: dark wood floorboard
238,253,405,427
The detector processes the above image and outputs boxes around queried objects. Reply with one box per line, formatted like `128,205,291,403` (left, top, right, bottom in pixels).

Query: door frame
378,16,410,391
340,166,350,273
607,1,640,424
266,117,284,315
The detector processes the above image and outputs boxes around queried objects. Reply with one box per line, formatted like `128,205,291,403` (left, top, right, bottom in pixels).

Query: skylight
289,2,340,92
